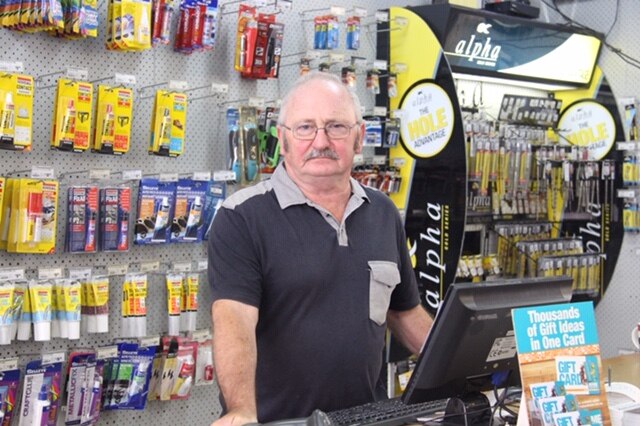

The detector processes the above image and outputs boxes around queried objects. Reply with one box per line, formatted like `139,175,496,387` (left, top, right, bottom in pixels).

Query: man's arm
387,305,433,355
210,299,260,426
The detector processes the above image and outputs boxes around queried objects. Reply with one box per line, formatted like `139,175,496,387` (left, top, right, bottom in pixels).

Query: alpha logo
450,21,502,67
476,23,492,34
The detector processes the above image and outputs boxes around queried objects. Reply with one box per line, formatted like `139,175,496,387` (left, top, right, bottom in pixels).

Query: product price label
173,262,192,272
122,169,142,181
66,67,88,80
373,155,387,166
96,346,119,359
330,6,345,16
306,50,324,60
30,167,55,179
196,259,208,271
373,106,387,117
618,189,636,199
0,268,25,281
392,158,406,168
191,329,211,343
159,173,179,182
169,80,189,91
140,261,160,273
276,0,292,11
329,53,345,64
353,154,365,166
0,61,24,73
193,171,212,181
213,170,237,182
68,268,92,280
373,60,388,71
617,142,637,151
210,83,229,94
115,73,137,86
108,264,128,276
351,56,367,68
89,169,111,180
249,97,265,108
391,63,408,74
38,268,63,280
140,336,160,348
0,358,18,371
42,352,66,365
353,7,367,17
375,10,389,22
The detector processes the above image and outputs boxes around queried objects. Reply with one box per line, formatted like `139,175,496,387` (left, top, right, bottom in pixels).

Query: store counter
603,353,640,387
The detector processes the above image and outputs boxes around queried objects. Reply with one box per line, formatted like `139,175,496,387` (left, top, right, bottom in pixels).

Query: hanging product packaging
61,279,81,339
346,16,361,50
82,276,110,333
134,178,176,245
0,281,14,344
181,273,199,332
103,342,156,411
100,185,132,252
0,365,20,425
107,0,152,51
202,180,225,240
194,332,214,386
51,79,93,152
0,178,13,251
93,85,134,155
170,178,209,243
64,352,97,425
9,178,59,254
234,4,257,73
12,280,27,341
158,336,197,400
149,90,187,157
0,72,34,151
166,273,183,336
28,280,53,341
152,0,175,45
122,273,148,338
18,358,63,426
66,185,99,254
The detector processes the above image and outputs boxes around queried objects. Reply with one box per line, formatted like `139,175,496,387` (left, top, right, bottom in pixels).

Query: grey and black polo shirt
208,163,420,422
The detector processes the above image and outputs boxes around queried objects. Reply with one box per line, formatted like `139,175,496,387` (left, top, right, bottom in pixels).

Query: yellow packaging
186,273,199,312
6,178,21,253
0,73,34,151
149,91,187,157
0,177,10,251
169,92,187,157
166,274,183,316
130,275,148,317
150,91,173,155
52,79,94,152
94,85,134,154
121,0,152,51
13,178,59,254
0,284,14,323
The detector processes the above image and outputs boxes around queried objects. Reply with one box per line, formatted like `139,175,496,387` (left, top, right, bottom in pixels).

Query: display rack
0,0,403,423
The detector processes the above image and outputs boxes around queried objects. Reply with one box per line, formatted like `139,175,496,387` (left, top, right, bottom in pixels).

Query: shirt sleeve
208,205,263,308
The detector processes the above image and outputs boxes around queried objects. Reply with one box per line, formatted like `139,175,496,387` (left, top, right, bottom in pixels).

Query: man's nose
311,128,331,147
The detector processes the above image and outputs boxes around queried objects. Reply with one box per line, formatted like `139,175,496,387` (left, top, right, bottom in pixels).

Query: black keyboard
326,397,448,426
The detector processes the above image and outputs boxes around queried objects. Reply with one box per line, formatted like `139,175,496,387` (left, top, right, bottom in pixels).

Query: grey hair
277,71,363,126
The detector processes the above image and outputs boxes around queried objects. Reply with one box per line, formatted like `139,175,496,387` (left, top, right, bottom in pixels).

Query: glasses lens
326,123,350,138
294,124,317,139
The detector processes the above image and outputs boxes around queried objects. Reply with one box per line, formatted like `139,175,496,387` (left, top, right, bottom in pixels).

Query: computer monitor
402,276,573,405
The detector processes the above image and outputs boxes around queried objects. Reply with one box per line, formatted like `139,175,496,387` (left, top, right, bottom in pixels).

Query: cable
539,0,640,71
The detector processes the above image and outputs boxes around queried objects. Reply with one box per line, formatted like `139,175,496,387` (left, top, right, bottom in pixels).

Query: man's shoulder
360,184,396,206
223,180,275,210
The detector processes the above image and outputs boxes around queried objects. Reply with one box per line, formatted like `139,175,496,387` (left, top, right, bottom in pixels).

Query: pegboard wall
0,0,424,424
533,0,640,358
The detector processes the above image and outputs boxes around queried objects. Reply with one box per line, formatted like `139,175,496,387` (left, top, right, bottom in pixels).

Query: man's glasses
281,122,358,140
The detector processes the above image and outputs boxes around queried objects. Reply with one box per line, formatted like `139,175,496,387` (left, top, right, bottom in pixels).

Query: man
208,72,433,426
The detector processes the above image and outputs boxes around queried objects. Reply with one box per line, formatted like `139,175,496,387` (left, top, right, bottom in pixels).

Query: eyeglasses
282,122,358,140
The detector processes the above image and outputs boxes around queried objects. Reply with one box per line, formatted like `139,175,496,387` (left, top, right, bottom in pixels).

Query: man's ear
355,122,365,154
278,127,288,155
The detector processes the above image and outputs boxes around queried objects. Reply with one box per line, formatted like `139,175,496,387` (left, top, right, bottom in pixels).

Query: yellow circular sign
557,101,616,160
399,82,455,159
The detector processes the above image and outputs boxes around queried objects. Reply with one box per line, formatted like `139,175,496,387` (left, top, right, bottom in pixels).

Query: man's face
278,80,363,184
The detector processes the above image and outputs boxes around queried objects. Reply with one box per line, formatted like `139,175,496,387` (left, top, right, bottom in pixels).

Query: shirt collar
271,162,370,210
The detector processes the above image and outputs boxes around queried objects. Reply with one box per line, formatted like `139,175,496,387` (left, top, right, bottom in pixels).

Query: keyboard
326,397,448,426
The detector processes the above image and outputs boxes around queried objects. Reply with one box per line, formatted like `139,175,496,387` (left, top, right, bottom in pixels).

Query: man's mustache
304,149,340,160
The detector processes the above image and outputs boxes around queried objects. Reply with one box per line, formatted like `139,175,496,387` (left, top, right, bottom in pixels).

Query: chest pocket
368,261,401,326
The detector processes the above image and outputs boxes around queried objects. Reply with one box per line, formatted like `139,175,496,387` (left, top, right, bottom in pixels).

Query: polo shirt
208,163,420,422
